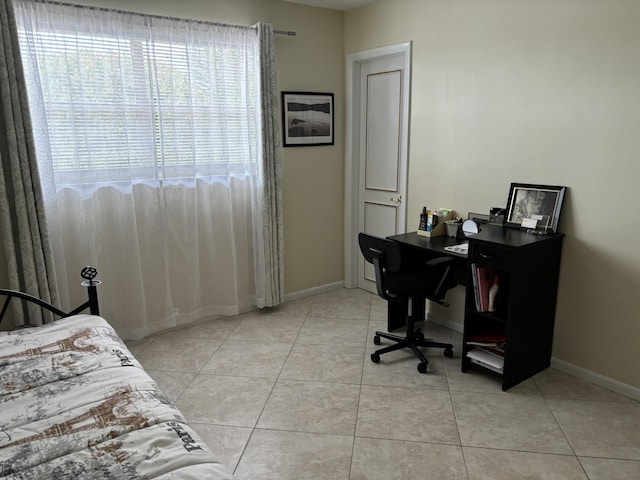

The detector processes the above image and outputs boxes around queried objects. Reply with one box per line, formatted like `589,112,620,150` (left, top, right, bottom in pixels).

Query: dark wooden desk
389,228,564,390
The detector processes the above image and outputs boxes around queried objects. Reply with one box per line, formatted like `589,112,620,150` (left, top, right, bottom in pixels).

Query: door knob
390,195,402,203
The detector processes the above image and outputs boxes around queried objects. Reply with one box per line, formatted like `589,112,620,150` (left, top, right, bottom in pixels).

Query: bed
0,269,233,479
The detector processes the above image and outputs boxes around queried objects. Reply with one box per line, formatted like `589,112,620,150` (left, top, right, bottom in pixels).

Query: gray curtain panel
257,22,284,307
0,0,59,326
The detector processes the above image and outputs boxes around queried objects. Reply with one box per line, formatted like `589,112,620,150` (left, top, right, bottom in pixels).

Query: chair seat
385,266,448,299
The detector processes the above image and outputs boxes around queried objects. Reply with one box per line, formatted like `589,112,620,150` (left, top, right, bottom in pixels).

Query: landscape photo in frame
281,92,334,146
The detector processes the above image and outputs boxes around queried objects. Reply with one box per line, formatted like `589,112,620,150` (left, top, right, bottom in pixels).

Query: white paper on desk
444,243,469,255
466,348,504,371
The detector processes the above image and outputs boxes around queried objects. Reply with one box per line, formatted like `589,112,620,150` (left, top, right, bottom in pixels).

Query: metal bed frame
0,266,101,328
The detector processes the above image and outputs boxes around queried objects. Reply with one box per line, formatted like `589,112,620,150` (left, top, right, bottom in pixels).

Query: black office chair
358,232,456,373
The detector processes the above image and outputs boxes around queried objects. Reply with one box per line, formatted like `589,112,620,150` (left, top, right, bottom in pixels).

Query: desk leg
387,301,406,332
387,297,426,332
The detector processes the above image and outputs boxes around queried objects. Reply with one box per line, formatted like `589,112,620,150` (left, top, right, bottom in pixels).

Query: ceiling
282,0,376,11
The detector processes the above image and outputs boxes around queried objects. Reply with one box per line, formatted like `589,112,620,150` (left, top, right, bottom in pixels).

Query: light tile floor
126,288,640,479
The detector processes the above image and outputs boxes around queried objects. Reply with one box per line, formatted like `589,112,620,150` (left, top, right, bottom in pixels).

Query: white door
344,43,411,293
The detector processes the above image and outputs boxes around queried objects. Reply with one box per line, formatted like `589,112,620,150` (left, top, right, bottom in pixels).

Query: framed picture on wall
505,183,567,233
281,91,334,146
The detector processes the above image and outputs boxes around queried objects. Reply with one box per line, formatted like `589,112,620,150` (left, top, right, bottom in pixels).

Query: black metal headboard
0,266,101,327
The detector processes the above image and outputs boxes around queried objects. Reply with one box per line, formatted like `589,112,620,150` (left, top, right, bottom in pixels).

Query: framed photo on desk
505,183,566,233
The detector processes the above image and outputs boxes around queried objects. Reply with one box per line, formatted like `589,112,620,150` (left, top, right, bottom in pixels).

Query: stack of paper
467,348,504,373
444,243,468,255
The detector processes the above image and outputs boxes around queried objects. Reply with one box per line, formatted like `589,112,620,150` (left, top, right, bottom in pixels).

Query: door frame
344,42,412,288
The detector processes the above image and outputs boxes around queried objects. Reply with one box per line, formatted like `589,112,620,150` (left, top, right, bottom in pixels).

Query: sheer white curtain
15,1,280,339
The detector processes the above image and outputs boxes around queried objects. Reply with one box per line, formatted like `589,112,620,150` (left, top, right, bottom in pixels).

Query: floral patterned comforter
0,315,233,479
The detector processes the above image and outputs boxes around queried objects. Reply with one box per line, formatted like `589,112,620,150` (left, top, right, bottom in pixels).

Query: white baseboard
429,313,640,401
426,312,464,334
284,281,344,303
551,357,640,401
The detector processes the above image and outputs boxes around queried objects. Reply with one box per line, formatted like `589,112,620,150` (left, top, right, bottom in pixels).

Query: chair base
370,325,453,373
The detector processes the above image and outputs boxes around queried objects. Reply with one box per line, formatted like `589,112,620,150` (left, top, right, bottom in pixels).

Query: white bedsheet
0,315,233,479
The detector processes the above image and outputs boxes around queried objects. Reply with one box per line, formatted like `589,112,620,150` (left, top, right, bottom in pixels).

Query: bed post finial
81,266,98,283
80,266,101,315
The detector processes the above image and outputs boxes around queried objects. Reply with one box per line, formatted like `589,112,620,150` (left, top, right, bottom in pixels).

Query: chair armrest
423,256,456,305
424,256,455,268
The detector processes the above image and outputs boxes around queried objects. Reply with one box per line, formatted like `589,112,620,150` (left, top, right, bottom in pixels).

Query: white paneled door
348,45,411,293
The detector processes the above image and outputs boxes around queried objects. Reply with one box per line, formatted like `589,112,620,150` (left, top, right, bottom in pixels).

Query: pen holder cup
445,221,461,238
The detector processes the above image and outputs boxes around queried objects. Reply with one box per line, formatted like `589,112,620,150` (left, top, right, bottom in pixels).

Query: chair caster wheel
414,330,425,341
373,335,381,345
444,348,454,358
417,362,427,373
371,353,380,363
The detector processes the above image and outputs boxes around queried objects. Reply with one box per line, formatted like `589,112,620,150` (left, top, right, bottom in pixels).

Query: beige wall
0,0,345,312
346,0,640,389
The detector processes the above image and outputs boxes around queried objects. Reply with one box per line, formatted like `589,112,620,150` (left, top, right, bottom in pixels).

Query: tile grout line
233,298,312,476
347,292,375,479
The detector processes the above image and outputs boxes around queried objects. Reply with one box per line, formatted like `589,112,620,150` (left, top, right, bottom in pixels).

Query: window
17,7,260,187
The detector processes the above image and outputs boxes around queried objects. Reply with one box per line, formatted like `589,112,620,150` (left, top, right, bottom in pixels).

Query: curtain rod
36,0,296,35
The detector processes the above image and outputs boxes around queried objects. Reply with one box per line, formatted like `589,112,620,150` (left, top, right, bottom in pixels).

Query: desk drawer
471,243,513,269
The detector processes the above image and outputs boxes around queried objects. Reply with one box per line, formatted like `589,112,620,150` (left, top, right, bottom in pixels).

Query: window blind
17,6,260,186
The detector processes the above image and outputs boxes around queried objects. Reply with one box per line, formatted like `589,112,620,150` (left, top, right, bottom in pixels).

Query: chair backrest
358,233,403,300
358,232,456,305
358,233,402,271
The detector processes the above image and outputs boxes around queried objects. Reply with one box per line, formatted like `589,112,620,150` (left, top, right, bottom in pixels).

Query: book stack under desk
465,332,506,374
